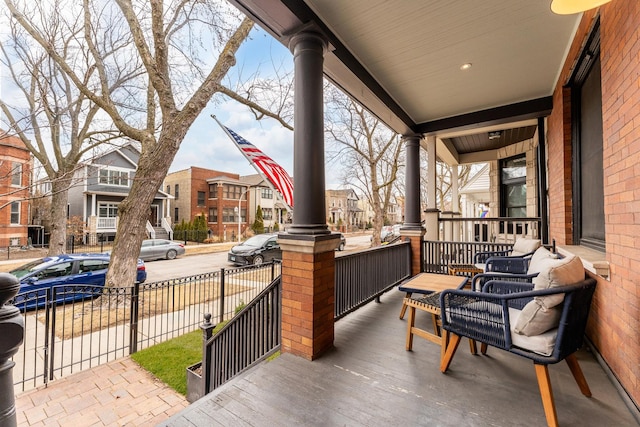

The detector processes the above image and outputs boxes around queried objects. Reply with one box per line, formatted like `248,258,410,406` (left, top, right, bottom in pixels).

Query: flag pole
211,115,263,174
211,114,293,215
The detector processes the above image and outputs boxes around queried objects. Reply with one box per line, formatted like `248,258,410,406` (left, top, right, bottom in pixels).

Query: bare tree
0,11,128,255
325,85,404,246
418,150,473,211
5,0,292,287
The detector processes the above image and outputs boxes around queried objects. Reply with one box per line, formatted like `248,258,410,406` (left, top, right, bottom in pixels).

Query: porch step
153,227,170,240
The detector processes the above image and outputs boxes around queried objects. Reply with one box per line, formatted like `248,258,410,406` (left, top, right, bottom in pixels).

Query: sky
171,26,335,186
0,11,342,188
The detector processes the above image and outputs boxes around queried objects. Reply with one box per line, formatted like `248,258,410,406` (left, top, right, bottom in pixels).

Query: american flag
220,123,294,208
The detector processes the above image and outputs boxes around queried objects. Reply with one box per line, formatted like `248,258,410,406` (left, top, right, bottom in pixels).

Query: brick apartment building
0,133,31,247
164,167,251,240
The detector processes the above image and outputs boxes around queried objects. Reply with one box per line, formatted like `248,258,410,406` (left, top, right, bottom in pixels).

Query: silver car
139,239,186,261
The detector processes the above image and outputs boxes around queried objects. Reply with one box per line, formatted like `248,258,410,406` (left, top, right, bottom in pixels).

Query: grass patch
131,322,228,395
131,330,201,395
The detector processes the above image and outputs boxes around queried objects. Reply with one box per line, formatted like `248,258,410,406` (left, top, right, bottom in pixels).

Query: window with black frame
500,154,527,234
569,20,605,252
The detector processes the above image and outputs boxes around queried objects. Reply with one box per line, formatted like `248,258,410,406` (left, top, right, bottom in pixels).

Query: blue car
9,253,147,310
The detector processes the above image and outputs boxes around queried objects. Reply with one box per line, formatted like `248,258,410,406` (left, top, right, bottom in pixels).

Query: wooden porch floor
162,289,638,426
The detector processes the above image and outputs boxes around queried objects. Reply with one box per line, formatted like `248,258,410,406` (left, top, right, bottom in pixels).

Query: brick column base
278,233,341,360
400,228,426,276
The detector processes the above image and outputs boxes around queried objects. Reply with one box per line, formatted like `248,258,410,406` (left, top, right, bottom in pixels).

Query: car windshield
9,258,55,278
241,234,273,247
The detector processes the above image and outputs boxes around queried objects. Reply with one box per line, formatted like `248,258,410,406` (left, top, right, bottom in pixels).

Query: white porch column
425,136,439,241
451,165,461,241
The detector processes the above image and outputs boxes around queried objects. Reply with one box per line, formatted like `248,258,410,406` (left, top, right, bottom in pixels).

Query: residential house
459,164,491,218
164,168,290,240
0,133,31,247
385,198,401,225
164,167,245,240
241,173,289,232
68,143,172,243
218,0,640,416
325,189,362,230
356,194,402,228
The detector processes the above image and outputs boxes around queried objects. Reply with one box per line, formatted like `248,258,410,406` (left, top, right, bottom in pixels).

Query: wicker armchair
439,277,597,427
474,237,542,267
483,255,531,274
469,271,537,292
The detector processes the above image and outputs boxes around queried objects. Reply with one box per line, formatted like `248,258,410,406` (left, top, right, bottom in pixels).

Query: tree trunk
371,190,384,246
104,135,181,288
48,174,73,256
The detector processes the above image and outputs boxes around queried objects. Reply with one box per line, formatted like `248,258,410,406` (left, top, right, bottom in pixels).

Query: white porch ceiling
229,0,581,158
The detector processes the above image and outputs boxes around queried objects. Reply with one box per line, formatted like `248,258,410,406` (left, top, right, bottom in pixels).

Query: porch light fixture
488,131,502,140
460,63,472,71
550,0,612,14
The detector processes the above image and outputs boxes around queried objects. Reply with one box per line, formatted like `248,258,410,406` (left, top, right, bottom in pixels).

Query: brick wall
280,249,335,360
165,167,244,238
546,1,640,408
0,136,31,247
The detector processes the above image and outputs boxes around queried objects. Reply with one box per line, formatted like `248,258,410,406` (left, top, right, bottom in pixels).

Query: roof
206,175,245,185
240,174,269,186
228,1,579,163
460,164,490,194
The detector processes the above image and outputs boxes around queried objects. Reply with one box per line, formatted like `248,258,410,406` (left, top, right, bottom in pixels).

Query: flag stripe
224,126,294,207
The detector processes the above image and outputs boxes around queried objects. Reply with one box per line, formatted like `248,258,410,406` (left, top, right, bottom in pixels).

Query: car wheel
253,255,264,265
338,242,345,251
166,249,177,260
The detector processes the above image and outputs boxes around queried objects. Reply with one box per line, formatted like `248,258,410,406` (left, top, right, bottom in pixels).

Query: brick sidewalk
15,357,188,427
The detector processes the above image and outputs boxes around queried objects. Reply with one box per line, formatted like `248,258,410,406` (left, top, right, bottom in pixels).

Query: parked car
379,225,394,242
372,225,401,243
337,233,346,251
139,239,185,261
9,253,147,310
228,233,282,266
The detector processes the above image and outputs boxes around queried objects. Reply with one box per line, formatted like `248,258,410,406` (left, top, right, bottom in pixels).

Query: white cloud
171,98,294,179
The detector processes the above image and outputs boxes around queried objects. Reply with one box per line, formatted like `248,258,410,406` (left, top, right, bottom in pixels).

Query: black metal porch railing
11,262,279,393
199,241,413,393
201,276,281,393
334,240,412,319
423,240,514,274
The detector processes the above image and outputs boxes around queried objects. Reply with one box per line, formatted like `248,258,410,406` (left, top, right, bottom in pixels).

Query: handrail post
201,313,214,395
0,273,24,427
219,268,225,324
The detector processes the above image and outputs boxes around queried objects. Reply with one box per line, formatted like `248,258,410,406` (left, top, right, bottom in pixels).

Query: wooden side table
398,273,468,319
448,263,483,277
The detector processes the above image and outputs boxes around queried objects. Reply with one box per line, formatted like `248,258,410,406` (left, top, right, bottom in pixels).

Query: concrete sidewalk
15,357,188,427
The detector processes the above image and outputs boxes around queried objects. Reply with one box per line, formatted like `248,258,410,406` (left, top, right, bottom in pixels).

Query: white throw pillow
514,300,562,336
532,255,585,309
527,246,559,275
511,238,541,256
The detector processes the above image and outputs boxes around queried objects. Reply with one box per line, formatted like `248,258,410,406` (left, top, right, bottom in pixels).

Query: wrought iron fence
173,229,211,244
11,262,280,393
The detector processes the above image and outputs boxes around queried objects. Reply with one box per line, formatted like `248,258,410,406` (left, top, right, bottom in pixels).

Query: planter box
186,362,203,403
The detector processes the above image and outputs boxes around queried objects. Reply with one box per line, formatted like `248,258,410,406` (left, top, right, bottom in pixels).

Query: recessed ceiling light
488,131,502,140
460,63,472,71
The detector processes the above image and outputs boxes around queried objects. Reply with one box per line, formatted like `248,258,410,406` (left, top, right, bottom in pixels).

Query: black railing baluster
129,282,140,354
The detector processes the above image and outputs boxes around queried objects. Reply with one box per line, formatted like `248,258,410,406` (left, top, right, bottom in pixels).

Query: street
143,232,374,283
